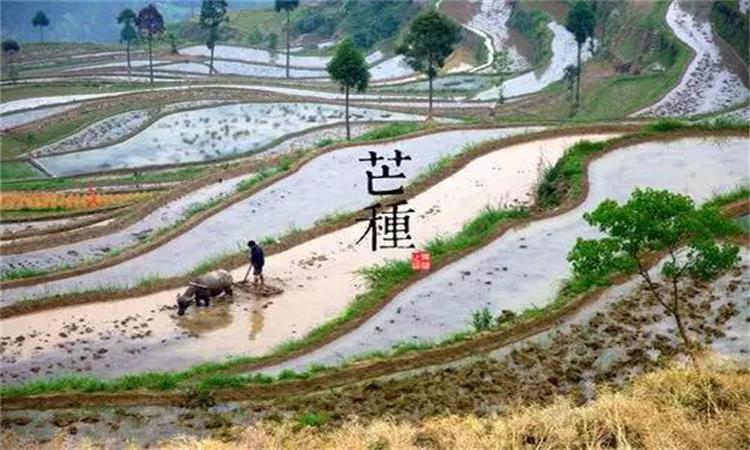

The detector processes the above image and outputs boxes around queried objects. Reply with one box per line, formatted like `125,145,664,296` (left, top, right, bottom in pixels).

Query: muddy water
0,104,80,131
260,136,749,374
0,123,381,273
1,174,250,274
36,103,430,176
1,127,540,307
0,128,582,381
0,214,109,236
179,45,383,69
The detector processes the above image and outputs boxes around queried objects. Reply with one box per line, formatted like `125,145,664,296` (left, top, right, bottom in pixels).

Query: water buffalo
176,269,234,316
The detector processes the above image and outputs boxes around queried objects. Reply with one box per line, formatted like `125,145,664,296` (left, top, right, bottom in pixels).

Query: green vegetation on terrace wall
496,1,691,120
170,0,422,51
0,161,42,180
509,1,553,66
710,0,749,66
605,0,682,69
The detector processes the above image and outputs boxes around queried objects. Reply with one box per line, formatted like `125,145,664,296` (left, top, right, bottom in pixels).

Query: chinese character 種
356,200,416,251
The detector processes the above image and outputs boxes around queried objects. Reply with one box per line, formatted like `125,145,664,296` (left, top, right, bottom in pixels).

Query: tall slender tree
136,4,165,85
327,37,370,140
200,0,228,75
397,10,461,118
32,10,50,43
118,9,137,79
566,1,596,109
2,39,20,83
274,0,299,78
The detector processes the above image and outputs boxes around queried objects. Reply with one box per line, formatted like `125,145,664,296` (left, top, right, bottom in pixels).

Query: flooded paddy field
1,127,540,305
1,2,749,446
2,253,746,447
0,127,558,381
636,1,750,117
34,103,430,176
474,22,593,100
261,136,749,374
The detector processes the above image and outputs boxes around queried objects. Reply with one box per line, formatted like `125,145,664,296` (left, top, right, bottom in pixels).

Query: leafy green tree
275,0,300,78
200,0,228,75
136,4,165,84
327,37,370,141
568,188,740,370
2,39,20,82
566,1,596,109
117,9,137,78
397,10,461,118
492,49,513,108
32,10,50,43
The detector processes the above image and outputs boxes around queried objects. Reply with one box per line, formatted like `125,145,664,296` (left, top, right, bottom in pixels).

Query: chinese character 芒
356,200,416,251
358,149,412,195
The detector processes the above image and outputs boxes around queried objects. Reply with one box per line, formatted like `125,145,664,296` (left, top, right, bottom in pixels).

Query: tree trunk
286,9,291,79
428,70,434,119
671,278,701,371
210,44,215,75
148,35,154,85
345,86,350,140
40,27,43,43
575,43,582,108
126,40,132,81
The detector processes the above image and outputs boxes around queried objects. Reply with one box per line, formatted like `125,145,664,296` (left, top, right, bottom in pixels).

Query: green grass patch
0,266,50,282
296,411,328,428
353,122,422,142
536,139,610,208
0,161,43,180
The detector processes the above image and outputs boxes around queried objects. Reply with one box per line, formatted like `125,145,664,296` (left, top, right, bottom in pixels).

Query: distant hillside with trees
0,0,268,43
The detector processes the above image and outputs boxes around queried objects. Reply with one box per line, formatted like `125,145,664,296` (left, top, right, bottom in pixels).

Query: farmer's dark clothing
249,245,265,273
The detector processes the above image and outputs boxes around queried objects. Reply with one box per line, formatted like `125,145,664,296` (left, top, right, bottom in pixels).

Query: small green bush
297,411,328,428
472,308,493,332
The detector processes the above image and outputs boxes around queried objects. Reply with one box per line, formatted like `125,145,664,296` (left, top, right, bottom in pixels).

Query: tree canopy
120,22,137,44
327,37,370,93
32,10,49,28
2,39,20,54
397,10,461,78
568,188,740,368
200,0,228,29
274,0,300,13
200,0,228,53
566,1,596,46
117,8,136,25
136,4,165,37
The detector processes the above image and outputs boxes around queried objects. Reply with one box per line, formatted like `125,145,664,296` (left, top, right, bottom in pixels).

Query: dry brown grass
4,358,747,450
159,358,750,450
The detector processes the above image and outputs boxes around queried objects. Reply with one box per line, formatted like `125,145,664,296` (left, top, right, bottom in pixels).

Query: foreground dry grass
11,357,743,450
165,363,749,450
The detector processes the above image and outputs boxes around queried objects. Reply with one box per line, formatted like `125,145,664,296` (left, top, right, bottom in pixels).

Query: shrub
472,308,493,332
